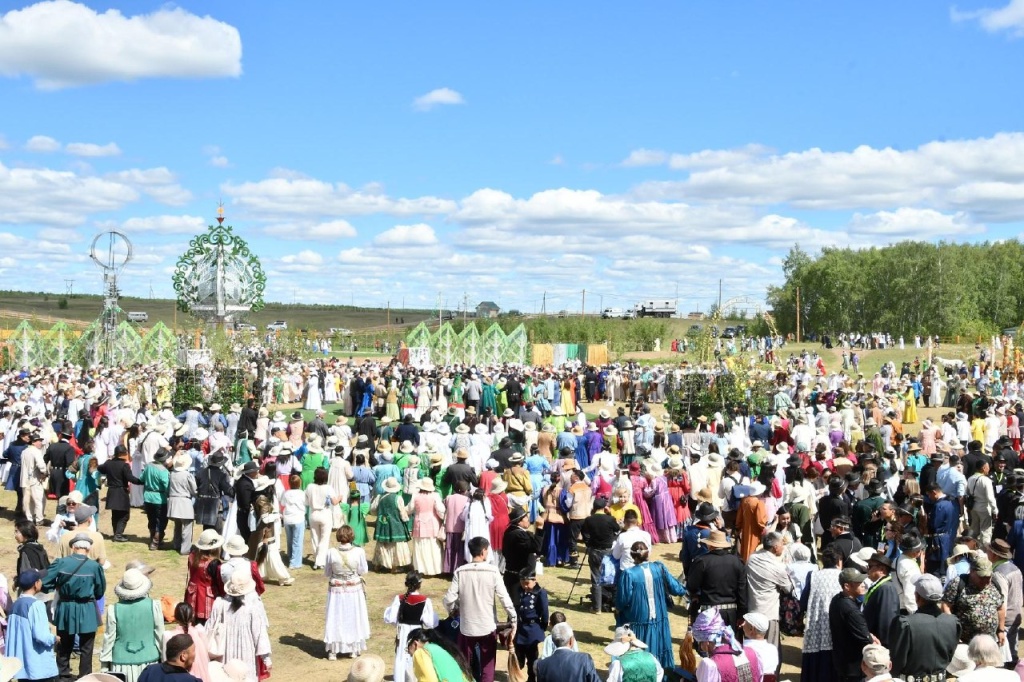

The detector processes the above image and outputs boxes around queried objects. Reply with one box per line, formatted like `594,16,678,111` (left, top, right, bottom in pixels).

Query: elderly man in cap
829,567,877,682
862,553,900,648
942,552,1007,645
6,569,58,682
889,573,960,680
57,499,107,563
42,532,106,680
893,533,925,613
860,644,894,682
20,431,48,525
988,538,1023,665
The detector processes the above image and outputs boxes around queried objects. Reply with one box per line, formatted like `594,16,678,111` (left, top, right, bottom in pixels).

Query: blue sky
2,0,1024,316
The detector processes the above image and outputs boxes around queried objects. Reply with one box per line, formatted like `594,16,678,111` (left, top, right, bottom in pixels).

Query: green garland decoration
172,223,267,316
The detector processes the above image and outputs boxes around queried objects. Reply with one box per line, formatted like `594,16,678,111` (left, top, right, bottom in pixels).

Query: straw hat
474,423,489,435
399,440,415,454
456,424,470,434
195,529,223,551
491,478,508,494
541,423,555,433
347,654,386,682
383,478,402,493
273,411,285,422
417,478,435,492
224,571,256,598
603,625,648,657
229,403,242,413
114,568,152,601
223,535,249,557
193,428,209,442
253,476,275,492
524,422,537,432
699,530,731,549
210,403,222,412
171,452,192,471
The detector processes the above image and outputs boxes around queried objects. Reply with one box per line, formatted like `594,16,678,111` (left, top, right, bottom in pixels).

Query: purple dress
645,477,678,543
630,474,659,543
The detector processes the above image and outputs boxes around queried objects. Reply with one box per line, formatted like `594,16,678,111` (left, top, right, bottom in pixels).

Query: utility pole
599,293,603,314
541,291,546,316
64,279,74,298
387,300,390,338
718,279,723,312
581,289,586,317
462,291,468,326
796,286,801,342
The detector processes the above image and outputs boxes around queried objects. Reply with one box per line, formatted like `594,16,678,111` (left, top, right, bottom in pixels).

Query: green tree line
767,241,1024,338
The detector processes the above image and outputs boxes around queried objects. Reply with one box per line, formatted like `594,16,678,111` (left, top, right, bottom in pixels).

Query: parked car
557,310,569,318
266,320,288,331
601,307,624,319
722,326,736,339
687,324,703,336
233,322,257,332
328,327,354,336
127,311,148,323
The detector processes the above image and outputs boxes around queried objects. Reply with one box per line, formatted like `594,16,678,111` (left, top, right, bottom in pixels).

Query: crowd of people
2,342,1024,682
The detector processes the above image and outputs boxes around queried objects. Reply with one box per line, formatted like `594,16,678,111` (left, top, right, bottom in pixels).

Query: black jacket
44,441,77,469
580,512,620,550
237,407,258,438
98,459,141,511
829,593,874,678
234,475,256,517
862,575,900,647
195,466,234,526
889,603,960,676
443,462,478,490
686,549,747,611
502,524,542,576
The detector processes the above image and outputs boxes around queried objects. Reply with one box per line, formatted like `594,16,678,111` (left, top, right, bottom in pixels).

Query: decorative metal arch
172,222,266,321
719,295,764,316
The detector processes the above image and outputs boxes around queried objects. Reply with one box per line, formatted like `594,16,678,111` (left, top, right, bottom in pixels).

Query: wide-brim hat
907,443,922,453
990,538,1013,560
598,409,610,419
490,477,508,494
946,644,975,677
551,407,564,416
417,478,435,492
508,505,529,524
195,529,223,551
171,452,192,471
899,534,924,553
173,423,187,437
223,535,249,556
474,423,489,435
209,403,222,412
700,530,731,548
509,453,525,464
114,568,152,601
224,571,256,598
688,443,702,457
347,653,386,682
208,449,228,467
524,422,536,432
707,453,724,468
272,411,285,422
253,476,274,492
667,456,684,471
604,633,648,657
229,403,241,413
465,406,477,414
541,423,555,433
383,478,402,493
695,502,718,523
455,423,470,434
399,440,415,454
291,411,303,420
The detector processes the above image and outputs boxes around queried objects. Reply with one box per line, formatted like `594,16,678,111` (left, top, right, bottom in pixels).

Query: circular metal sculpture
172,206,266,325
89,230,133,364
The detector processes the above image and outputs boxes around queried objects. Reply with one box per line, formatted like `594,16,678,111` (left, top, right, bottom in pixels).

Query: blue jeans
284,520,305,568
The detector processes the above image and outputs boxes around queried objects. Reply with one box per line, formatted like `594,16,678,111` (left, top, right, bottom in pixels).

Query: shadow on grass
279,632,327,658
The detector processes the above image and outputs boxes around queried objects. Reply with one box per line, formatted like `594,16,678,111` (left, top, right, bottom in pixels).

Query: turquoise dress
615,560,687,669
43,554,106,634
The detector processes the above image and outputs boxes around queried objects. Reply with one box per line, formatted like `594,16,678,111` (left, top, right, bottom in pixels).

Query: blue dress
525,455,550,522
615,561,687,669
352,466,376,503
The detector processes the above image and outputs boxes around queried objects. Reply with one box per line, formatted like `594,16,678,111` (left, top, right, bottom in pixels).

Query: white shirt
612,527,653,570
745,638,778,675
894,554,921,613
280,489,306,525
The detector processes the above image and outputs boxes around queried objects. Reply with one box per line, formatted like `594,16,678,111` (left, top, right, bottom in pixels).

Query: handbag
207,621,226,659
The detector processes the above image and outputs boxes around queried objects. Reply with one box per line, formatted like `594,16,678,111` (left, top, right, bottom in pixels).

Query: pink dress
630,474,658,543
919,426,938,456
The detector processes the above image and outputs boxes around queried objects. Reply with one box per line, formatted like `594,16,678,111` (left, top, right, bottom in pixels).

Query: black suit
829,593,874,680
889,603,960,677
234,475,257,541
44,440,76,498
502,524,543,600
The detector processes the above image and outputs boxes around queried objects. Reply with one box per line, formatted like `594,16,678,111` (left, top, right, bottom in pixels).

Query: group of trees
767,241,1024,338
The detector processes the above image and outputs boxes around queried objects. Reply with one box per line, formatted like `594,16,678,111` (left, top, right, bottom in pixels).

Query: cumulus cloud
412,87,465,112
25,135,60,152
66,141,121,157
847,208,980,238
106,167,192,205
222,175,456,218
0,161,137,225
0,1,242,90
622,148,669,167
264,219,358,241
373,223,437,246
952,0,1024,37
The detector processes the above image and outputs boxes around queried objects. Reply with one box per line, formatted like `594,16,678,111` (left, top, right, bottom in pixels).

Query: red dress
488,492,510,552
666,473,691,524
184,553,219,621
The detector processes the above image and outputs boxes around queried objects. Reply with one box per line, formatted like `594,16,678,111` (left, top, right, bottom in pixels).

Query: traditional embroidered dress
323,543,370,656
800,567,841,682
372,491,412,569
615,560,687,669
384,593,439,682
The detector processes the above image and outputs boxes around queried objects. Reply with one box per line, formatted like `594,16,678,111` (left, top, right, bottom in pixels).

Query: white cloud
209,155,230,168
25,135,60,152
0,0,242,89
847,208,980,238
277,249,326,273
66,141,121,157
0,161,137,225
373,223,437,246
549,154,565,166
119,215,207,234
222,176,456,218
412,87,465,112
264,219,358,241
667,144,772,170
952,0,1024,36
622,148,669,167
105,167,192,205
633,132,1024,219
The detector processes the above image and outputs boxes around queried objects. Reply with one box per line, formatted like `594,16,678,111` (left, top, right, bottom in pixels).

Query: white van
602,308,624,319
127,311,148,323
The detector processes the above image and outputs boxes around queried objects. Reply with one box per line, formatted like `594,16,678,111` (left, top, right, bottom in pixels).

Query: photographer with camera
580,496,619,614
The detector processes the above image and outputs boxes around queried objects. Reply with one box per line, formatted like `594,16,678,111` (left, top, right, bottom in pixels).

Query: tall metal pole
581,289,586,317
796,286,801,343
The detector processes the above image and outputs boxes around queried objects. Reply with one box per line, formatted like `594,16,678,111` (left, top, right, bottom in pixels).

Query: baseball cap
913,573,944,602
969,553,993,577
16,569,45,590
862,643,890,669
839,568,867,584
742,612,770,633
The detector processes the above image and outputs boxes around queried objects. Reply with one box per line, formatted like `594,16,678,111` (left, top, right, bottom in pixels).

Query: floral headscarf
691,608,742,654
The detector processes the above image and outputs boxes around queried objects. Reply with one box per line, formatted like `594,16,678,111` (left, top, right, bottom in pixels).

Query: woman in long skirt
539,475,571,567
643,461,678,543
383,571,439,682
323,525,371,660
246,476,294,586
99,569,164,682
207,572,272,681
461,487,493,564
408,478,444,576
372,478,413,571
442,482,470,574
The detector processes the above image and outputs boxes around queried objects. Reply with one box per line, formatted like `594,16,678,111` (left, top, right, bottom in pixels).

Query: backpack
725,475,742,511
558,487,575,514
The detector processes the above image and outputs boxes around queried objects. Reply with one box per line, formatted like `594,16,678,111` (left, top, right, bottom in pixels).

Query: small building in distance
476,301,501,319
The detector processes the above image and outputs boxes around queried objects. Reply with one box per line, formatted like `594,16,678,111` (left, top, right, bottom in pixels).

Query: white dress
207,594,271,682
323,544,370,655
304,375,322,411
129,436,145,507
461,498,494,563
383,595,439,682
324,373,338,403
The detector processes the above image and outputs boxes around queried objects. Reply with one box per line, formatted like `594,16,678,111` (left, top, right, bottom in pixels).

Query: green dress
43,554,106,634
422,642,470,681
340,501,370,545
482,383,498,414
301,452,329,490
374,492,411,543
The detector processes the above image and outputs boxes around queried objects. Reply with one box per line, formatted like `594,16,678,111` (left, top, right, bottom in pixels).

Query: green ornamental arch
172,222,267,320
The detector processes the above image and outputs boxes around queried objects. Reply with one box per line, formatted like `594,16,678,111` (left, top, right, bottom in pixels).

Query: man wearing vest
861,553,900,648
604,626,663,682
42,532,106,681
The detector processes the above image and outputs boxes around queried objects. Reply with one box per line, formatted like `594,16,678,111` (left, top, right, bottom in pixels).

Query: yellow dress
902,387,917,424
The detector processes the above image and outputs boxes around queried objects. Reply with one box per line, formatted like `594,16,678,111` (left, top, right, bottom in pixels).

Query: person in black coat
356,411,378,453
195,450,234,531
44,425,77,499
236,398,258,443
3,427,31,516
393,414,420,447
889,573,960,679
233,461,259,542
686,532,747,632
828,517,863,564
828,568,875,682
861,553,900,648
919,453,943,492
580,497,620,613
502,505,543,600
98,444,142,541
818,477,850,550
443,450,478,492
